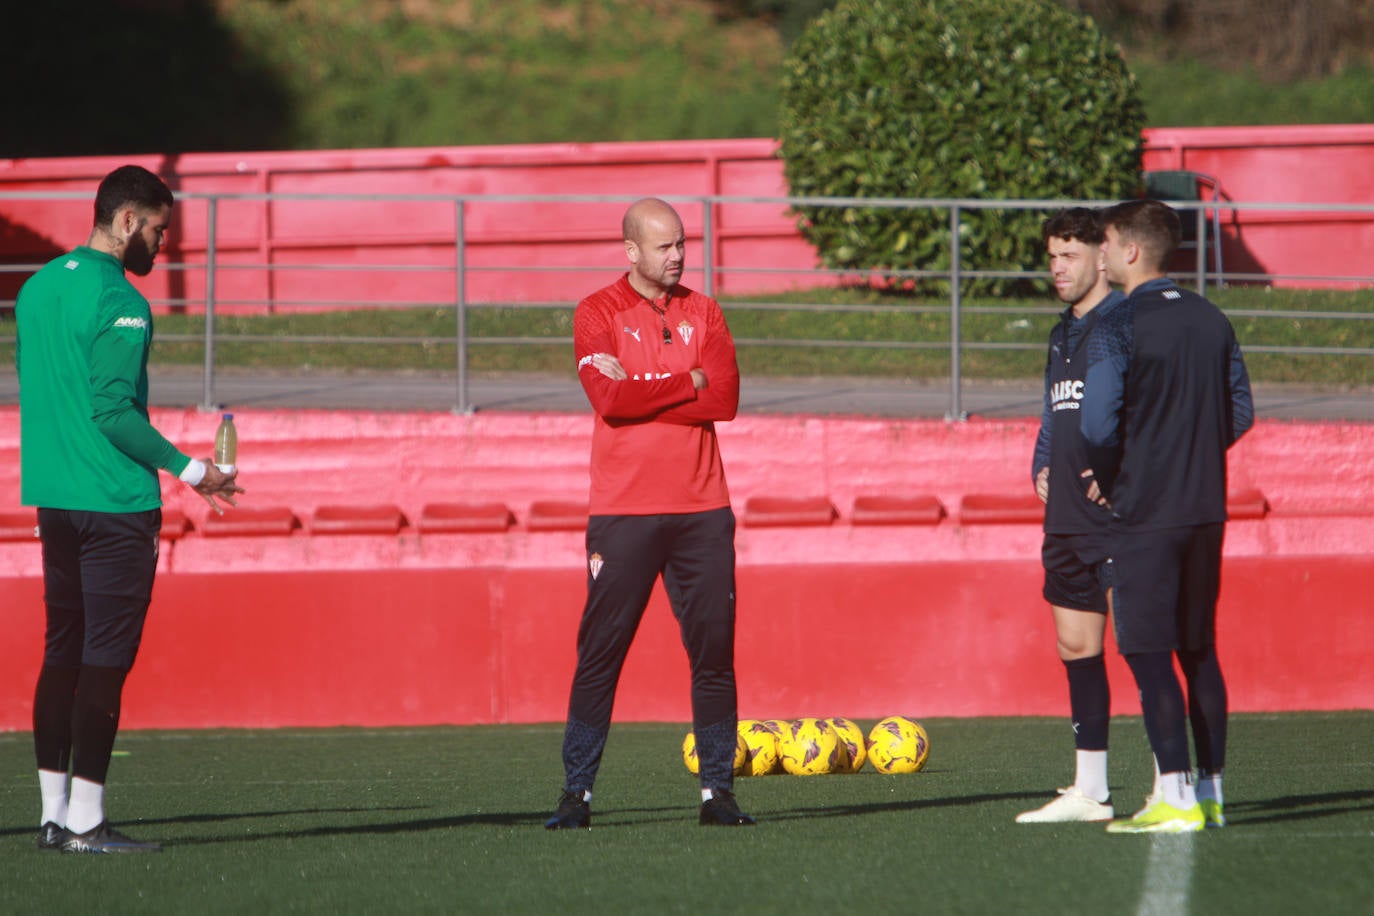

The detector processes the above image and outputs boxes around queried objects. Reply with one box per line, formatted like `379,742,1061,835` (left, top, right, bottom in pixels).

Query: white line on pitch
1136,832,1196,916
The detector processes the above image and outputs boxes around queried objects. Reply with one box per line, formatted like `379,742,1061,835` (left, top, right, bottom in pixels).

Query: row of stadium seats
0,489,1271,541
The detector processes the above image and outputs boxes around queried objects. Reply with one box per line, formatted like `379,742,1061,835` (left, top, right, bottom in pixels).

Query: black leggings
561,508,738,792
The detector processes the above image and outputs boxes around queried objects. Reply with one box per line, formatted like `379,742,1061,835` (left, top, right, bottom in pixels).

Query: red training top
574,274,740,516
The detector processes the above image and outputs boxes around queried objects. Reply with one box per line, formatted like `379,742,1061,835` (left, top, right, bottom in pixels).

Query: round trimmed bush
778,0,1144,291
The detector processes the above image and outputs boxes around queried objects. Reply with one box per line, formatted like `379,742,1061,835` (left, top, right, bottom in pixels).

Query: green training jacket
16,246,191,512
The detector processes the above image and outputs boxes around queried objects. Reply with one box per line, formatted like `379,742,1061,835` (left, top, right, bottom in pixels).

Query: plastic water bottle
214,413,237,473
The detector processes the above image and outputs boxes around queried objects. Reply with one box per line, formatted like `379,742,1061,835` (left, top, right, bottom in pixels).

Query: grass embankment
220,0,786,149
12,0,1374,158
134,1,1374,150
208,2,1374,147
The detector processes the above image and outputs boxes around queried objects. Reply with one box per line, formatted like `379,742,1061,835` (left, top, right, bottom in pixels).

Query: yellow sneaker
1200,798,1226,828
1105,798,1204,834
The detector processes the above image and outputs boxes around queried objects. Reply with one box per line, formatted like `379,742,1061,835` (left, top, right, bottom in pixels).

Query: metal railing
2,191,1372,418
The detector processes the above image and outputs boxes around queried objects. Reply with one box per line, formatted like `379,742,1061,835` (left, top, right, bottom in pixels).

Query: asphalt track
1,366,1367,421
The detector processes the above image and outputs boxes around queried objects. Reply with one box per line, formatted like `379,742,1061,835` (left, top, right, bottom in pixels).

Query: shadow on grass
0,806,425,841
171,790,1054,843
32,786,1364,845
760,789,1046,824
4,791,1042,846
170,808,569,845
1226,789,1374,827
30,785,1360,845
44,787,1366,845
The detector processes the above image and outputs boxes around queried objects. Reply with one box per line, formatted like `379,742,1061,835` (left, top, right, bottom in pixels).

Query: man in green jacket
16,165,242,854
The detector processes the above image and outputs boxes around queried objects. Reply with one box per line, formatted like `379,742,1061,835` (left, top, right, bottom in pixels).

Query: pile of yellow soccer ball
683,716,930,776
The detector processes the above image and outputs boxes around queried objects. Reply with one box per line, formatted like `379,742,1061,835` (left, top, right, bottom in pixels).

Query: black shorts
1105,522,1224,655
38,507,161,670
1041,532,1109,613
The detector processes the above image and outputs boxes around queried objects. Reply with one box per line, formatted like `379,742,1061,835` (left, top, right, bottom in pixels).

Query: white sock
1073,749,1110,803
66,777,105,835
702,788,714,802
1196,772,1224,805
1151,755,1163,799
38,769,69,827
1160,770,1196,810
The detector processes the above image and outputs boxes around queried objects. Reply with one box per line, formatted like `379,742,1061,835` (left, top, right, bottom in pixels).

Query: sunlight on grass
2,284,1368,385
75,284,1365,386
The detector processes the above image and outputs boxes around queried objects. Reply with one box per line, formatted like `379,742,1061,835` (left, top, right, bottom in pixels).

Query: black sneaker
544,790,591,830
61,821,162,854
38,822,67,851
700,789,756,827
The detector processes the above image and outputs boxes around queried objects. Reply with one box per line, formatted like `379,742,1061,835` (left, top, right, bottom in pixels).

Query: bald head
622,198,682,244
623,198,686,298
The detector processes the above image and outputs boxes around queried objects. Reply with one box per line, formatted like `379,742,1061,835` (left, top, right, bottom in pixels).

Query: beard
124,232,157,276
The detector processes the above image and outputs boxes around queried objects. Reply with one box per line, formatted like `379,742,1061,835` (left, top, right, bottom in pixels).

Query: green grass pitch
2,713,1370,914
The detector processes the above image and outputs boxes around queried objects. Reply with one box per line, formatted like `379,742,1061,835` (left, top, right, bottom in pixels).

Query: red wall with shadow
3,126,1373,311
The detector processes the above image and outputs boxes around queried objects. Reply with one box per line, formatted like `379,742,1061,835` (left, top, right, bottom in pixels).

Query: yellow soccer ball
762,719,789,741
779,717,842,776
683,728,748,776
683,729,700,775
739,719,781,777
763,720,790,773
733,730,749,775
866,716,930,774
827,717,867,774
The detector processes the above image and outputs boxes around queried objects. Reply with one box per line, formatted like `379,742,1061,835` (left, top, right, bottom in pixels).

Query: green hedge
778,0,1144,291
712,0,842,44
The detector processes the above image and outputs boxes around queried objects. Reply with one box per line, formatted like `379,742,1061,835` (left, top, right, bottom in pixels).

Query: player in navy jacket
1017,208,1125,825
1082,199,1253,834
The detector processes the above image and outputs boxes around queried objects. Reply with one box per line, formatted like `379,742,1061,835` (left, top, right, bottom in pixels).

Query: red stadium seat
526,501,590,532
1227,488,1269,520
160,509,192,541
741,496,837,528
0,507,188,540
418,502,514,533
200,506,300,537
0,509,38,541
958,493,1045,525
849,495,946,526
311,504,408,535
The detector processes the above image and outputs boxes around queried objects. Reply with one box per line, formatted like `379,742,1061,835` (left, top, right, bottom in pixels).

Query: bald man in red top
545,198,753,829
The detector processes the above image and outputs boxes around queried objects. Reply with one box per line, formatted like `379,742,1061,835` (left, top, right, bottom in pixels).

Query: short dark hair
1042,207,1104,246
93,165,174,228
1100,199,1181,272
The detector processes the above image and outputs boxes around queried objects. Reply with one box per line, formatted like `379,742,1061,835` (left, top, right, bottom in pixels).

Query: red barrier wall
3,127,1372,310
1142,124,1374,286
0,140,811,306
2,407,1371,729
2,556,1370,730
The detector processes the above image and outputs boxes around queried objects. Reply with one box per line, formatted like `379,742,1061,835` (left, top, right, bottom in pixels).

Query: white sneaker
1016,787,1114,823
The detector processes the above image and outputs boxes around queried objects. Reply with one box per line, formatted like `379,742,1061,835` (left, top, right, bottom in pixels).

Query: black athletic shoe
38,822,67,851
700,789,756,827
544,790,591,830
61,821,163,854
